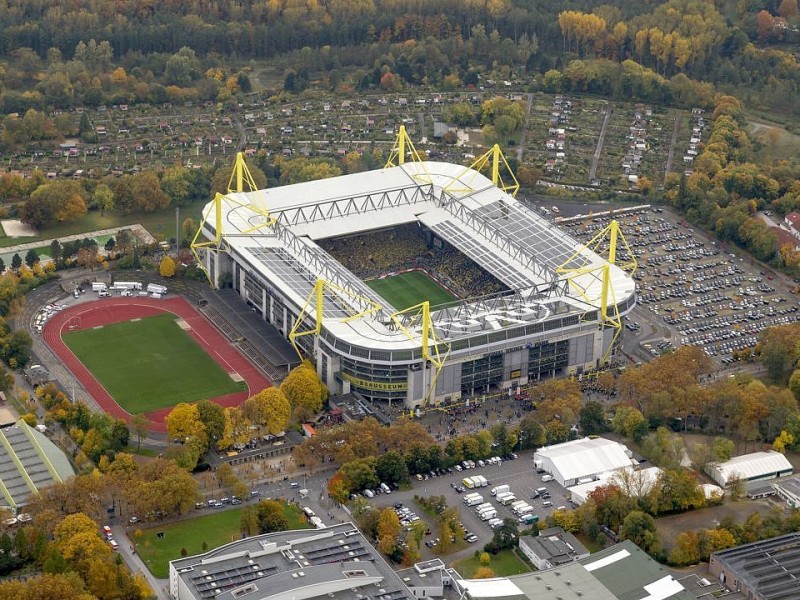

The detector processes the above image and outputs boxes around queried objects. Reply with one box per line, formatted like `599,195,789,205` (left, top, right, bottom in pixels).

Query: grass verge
452,548,531,578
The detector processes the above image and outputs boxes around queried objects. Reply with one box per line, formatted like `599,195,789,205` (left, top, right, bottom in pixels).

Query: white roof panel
535,437,634,484
710,451,793,486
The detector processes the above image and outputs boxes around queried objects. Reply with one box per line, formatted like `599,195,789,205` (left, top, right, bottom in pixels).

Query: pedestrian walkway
0,223,156,255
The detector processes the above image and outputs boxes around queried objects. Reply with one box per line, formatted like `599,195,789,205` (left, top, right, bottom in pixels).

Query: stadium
193,142,636,409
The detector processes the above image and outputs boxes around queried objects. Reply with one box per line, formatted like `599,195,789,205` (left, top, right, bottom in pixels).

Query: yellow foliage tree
473,566,496,579
244,387,291,435
280,360,326,416
159,255,176,277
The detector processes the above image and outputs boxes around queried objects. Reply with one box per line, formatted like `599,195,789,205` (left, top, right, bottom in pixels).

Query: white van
363,489,375,498
541,474,554,483
109,539,119,551
380,483,391,494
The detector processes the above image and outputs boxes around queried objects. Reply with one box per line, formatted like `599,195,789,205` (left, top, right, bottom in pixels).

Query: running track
43,297,272,433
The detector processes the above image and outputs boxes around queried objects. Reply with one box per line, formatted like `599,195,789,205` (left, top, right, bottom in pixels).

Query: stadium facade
197,160,636,409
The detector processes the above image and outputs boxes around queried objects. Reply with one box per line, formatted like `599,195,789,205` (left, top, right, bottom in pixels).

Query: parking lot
365,451,570,558
559,206,800,367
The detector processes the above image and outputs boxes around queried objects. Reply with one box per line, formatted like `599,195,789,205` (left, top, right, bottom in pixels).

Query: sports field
63,313,246,413
366,270,456,310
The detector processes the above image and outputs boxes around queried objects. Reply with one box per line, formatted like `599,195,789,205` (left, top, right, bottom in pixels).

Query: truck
91,282,107,292
491,484,509,497
474,502,492,513
473,475,488,487
519,514,540,526
146,283,168,295
478,508,497,521
514,504,534,517
112,281,143,291
497,493,517,506
463,477,476,489
510,500,528,511
464,494,484,507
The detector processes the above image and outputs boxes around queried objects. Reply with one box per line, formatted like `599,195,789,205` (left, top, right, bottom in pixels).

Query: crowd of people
320,224,508,299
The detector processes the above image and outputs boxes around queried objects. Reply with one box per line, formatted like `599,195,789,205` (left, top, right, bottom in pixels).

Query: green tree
375,451,409,485
620,511,660,555
196,400,226,449
340,458,379,491
712,436,735,462
580,401,608,435
255,500,288,533
24,248,39,267
92,184,114,216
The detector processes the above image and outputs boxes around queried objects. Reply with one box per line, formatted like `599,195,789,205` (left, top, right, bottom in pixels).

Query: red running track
43,297,272,433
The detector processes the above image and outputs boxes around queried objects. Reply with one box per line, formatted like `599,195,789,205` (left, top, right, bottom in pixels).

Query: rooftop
711,532,800,600
520,527,589,566
534,437,635,484
707,451,793,486
205,161,635,350
170,523,414,600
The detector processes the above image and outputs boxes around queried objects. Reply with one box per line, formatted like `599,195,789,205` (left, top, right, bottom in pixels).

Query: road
664,115,680,179
112,524,170,600
588,103,612,181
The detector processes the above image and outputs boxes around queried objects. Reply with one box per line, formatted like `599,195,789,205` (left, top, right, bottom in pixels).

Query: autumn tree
164,403,207,469
280,361,326,418
255,500,288,534
244,387,291,436
196,400,226,449
22,180,88,229
159,255,176,277
620,511,660,555
377,508,402,555
129,413,149,451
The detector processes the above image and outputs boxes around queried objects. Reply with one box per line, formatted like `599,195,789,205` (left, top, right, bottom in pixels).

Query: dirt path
516,93,534,163
589,103,612,181
664,115,680,179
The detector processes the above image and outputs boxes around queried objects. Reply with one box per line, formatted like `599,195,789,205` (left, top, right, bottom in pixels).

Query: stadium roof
711,532,800,600
707,451,793,487
455,540,693,600
170,523,414,600
534,437,635,484
208,161,635,350
0,420,74,512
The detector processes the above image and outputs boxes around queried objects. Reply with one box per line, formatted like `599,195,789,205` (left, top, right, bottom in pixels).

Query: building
706,451,793,488
518,527,589,570
569,466,662,505
396,558,450,598
773,475,800,507
533,437,637,488
195,158,636,409
709,532,800,599
784,212,800,240
169,523,416,600
0,420,75,514
454,540,695,600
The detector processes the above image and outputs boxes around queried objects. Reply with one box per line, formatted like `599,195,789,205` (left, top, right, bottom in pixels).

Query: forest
0,0,797,118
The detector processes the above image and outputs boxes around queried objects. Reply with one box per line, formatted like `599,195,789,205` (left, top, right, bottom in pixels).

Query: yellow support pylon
191,152,275,285
390,301,451,407
555,219,637,366
443,144,520,197
385,125,431,183
288,279,384,360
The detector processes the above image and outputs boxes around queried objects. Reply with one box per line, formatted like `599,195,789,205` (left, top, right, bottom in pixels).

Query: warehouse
569,466,662,505
706,451,793,488
710,532,800,599
534,437,637,488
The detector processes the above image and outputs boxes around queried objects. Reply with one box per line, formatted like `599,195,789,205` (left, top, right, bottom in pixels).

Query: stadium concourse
43,297,271,433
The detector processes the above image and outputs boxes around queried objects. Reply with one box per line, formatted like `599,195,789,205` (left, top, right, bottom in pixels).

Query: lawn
135,504,308,578
452,548,531,578
366,270,456,310
63,313,245,413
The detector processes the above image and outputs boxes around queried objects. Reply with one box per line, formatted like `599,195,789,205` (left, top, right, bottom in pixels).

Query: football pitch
63,313,246,413
366,271,456,310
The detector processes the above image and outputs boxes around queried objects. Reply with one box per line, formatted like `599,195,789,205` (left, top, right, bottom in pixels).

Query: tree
779,0,799,18
255,500,288,533
280,361,326,416
196,400,226,449
341,458,379,491
473,567,496,579
377,508,401,555
24,248,39,268
517,413,546,450
773,430,794,453
11,254,22,271
492,519,519,550
375,451,409,485
131,171,170,212
164,403,207,462
620,511,660,554
159,255,176,277
713,436,735,462
244,388,291,435
92,184,114,215
580,401,608,435
127,413,148,452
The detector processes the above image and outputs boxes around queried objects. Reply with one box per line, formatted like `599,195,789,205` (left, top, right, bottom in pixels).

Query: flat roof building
0,420,74,514
169,523,416,600
706,451,793,487
710,532,800,600
454,540,694,600
773,475,800,508
534,437,636,488
518,527,589,570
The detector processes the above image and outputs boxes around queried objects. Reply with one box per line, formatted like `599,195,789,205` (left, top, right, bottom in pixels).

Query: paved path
0,224,156,255
112,524,170,600
516,93,534,163
589,103,612,181
664,115,680,179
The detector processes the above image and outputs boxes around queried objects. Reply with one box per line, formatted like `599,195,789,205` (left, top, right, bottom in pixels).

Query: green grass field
452,548,531,578
135,504,308,578
63,313,246,413
366,271,456,310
